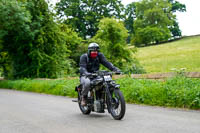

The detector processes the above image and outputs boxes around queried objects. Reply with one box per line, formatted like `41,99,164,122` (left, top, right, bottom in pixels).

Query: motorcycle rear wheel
78,93,91,115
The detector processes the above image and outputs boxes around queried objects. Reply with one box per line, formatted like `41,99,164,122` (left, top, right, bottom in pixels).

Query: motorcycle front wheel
109,89,126,120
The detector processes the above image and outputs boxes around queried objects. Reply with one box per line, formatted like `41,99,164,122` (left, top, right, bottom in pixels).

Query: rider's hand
84,72,98,77
113,68,121,74
84,72,92,76
91,73,98,76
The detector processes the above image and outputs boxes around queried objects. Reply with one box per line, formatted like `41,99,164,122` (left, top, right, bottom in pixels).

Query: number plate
104,75,112,81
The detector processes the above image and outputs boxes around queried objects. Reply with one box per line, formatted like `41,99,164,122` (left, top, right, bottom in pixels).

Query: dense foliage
129,0,186,46
0,0,80,78
124,2,136,43
169,0,186,37
56,0,124,39
132,0,173,46
92,18,145,74
0,0,187,78
0,0,33,78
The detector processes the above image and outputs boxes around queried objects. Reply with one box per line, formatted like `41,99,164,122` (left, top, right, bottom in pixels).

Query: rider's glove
113,68,121,74
83,72,92,77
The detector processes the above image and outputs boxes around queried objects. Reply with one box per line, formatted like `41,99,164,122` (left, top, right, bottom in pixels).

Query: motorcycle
74,70,126,120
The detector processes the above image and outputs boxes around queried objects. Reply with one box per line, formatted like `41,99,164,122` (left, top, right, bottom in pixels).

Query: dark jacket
79,52,117,76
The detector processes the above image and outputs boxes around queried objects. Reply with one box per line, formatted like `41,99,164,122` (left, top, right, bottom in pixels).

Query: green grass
1,77,200,109
0,79,79,97
117,77,200,109
135,36,200,73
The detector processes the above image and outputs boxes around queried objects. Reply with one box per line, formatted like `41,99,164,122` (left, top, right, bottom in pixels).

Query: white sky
50,0,200,36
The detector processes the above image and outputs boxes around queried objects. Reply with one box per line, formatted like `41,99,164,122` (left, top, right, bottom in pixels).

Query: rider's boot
81,95,87,106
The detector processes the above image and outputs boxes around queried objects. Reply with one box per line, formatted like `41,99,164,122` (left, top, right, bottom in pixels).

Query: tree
169,0,186,12
132,0,174,46
0,51,11,78
124,2,136,43
0,0,32,78
168,0,186,38
59,23,83,73
0,0,71,78
92,18,145,74
56,0,124,39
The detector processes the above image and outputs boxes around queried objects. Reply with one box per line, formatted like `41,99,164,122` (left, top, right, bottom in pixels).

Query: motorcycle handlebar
82,70,123,78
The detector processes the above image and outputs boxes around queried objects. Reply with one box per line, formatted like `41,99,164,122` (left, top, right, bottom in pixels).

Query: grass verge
0,76,200,109
0,79,79,97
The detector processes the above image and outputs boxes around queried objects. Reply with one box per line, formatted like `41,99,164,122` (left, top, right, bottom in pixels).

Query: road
0,89,200,133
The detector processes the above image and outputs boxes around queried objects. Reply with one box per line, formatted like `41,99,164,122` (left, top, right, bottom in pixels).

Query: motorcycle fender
114,85,120,90
112,84,120,89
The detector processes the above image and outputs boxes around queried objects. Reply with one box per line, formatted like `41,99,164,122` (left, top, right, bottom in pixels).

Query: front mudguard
109,81,120,91
106,82,120,113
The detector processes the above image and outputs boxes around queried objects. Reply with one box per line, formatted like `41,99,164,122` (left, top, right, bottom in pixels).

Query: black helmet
88,43,99,52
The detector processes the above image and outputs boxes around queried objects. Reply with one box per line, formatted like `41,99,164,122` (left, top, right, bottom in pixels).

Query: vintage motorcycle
74,70,126,120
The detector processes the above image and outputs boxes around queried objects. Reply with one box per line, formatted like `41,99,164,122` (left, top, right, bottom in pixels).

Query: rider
79,42,120,106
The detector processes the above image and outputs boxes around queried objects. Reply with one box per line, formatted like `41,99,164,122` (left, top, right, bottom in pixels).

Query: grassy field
135,35,200,73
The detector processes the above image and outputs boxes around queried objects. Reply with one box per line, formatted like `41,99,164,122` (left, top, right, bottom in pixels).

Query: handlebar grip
114,72,122,75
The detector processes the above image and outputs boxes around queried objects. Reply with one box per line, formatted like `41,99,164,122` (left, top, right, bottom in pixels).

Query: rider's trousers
80,76,91,96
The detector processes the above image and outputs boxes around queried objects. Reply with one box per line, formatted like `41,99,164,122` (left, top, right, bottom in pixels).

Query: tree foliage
168,0,186,37
0,0,32,78
59,24,83,73
132,0,174,46
0,0,187,78
124,2,136,43
56,0,124,39
93,18,145,74
169,0,186,12
0,0,79,78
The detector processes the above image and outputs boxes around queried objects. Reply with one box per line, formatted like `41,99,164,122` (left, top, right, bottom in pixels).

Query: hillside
135,35,200,73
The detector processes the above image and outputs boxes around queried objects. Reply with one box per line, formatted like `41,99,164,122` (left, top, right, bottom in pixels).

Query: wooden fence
1,72,200,80
113,72,200,79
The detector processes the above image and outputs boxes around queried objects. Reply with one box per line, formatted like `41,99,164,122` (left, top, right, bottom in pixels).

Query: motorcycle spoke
112,99,121,116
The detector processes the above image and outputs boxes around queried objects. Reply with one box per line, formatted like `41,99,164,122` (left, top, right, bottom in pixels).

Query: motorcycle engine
94,100,101,112
94,84,103,91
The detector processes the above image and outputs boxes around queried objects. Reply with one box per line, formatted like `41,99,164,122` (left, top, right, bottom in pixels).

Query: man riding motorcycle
79,43,120,106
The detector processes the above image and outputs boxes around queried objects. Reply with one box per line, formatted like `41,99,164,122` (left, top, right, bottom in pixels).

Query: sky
51,0,200,36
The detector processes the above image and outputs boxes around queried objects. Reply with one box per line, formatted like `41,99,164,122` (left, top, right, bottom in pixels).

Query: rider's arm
99,53,119,72
79,54,90,76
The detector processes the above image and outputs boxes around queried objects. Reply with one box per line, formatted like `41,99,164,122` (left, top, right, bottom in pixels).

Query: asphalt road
0,89,200,133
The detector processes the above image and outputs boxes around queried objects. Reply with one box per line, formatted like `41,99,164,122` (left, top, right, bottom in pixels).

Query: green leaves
169,0,186,13
93,18,128,64
129,0,186,46
0,0,187,78
133,26,171,46
0,0,80,78
124,2,136,42
93,18,144,74
132,0,173,46
56,0,124,39
0,0,32,47
168,0,186,37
